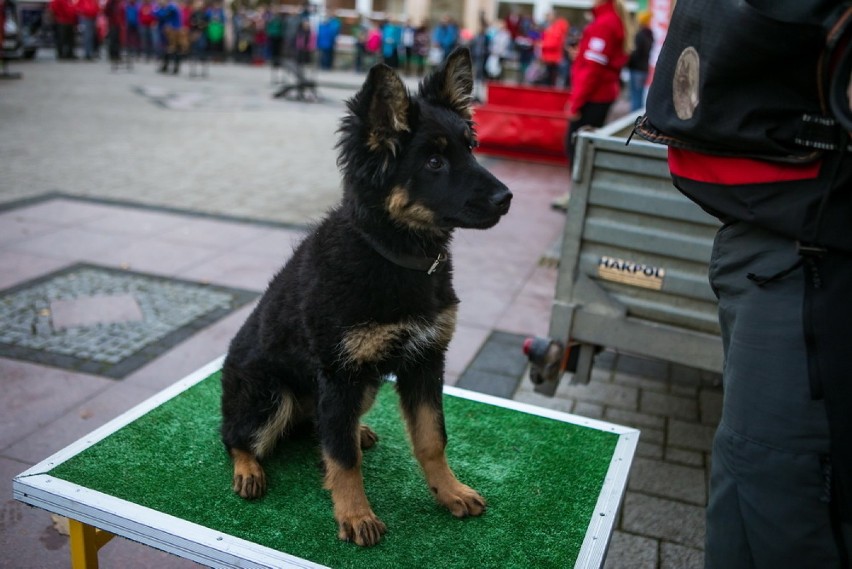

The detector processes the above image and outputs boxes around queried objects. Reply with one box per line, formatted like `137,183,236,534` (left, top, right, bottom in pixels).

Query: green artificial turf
48,372,619,568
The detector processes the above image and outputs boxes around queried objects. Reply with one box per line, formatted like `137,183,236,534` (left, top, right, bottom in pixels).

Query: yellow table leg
69,519,115,569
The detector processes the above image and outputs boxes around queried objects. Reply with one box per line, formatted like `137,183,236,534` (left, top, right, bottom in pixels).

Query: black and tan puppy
220,47,512,547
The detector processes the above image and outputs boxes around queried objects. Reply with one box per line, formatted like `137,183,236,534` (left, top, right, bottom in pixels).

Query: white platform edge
13,356,639,569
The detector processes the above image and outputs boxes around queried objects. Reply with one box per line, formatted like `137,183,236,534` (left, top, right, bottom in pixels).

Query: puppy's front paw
435,482,486,518
231,449,267,499
233,468,266,499
337,511,387,547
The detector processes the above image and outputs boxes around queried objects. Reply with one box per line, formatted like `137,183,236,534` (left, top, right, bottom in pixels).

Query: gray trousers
705,221,849,569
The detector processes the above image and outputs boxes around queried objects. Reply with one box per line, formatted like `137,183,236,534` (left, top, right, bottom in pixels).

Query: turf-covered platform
13,358,638,568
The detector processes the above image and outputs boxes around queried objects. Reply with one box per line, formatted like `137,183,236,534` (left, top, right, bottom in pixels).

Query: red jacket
77,0,100,20
105,0,124,27
568,0,627,116
138,2,155,26
50,0,78,25
539,17,568,65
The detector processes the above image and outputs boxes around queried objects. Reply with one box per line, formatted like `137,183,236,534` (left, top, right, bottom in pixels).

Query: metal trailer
532,113,723,395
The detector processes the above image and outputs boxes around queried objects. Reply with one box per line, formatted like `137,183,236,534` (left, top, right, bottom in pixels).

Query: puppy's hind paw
436,482,486,518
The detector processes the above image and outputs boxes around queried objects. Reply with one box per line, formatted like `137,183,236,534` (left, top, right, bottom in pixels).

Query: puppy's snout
491,187,513,211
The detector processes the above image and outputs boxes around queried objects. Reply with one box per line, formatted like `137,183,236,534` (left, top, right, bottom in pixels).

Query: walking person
124,0,141,60
431,15,458,61
138,0,156,60
294,16,312,67
401,18,415,74
351,15,366,72
626,10,653,111
469,20,488,101
155,0,182,73
363,21,381,68
49,0,77,59
411,22,429,76
381,17,401,69
205,0,224,61
538,11,568,86
265,5,283,74
104,0,126,69
187,0,208,77
551,0,626,211
316,13,339,70
77,0,100,60
486,19,511,81
563,0,626,166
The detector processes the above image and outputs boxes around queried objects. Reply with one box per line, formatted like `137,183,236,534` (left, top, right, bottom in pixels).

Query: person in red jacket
538,12,568,86
563,0,626,167
49,0,78,59
138,0,156,60
76,0,100,60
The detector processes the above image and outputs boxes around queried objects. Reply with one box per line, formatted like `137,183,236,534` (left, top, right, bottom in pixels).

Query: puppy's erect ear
418,47,474,120
363,64,410,154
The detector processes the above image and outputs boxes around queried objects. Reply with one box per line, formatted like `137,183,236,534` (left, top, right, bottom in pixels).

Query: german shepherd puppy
220,47,512,547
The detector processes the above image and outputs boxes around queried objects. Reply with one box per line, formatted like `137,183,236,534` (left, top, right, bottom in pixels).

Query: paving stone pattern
0,264,257,377
514,351,721,568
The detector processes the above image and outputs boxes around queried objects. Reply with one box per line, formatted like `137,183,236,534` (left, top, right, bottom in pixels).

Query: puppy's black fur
220,47,512,547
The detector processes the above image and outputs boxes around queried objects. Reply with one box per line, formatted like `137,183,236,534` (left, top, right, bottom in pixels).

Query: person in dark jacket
637,1,852,567
104,0,126,69
626,10,653,111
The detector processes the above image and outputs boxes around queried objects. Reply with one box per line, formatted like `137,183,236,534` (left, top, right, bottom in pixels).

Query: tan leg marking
323,451,386,546
230,448,267,500
407,405,485,517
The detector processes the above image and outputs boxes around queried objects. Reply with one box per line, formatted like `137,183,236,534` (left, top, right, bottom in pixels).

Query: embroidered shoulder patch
673,46,700,120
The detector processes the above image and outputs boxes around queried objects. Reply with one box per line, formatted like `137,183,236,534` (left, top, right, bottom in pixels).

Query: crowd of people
42,0,653,98
48,0,228,74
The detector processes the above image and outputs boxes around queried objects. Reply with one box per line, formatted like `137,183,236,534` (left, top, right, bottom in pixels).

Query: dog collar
359,232,449,276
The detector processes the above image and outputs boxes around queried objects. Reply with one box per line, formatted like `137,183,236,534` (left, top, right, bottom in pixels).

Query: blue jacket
432,23,458,52
316,17,339,50
155,2,180,29
381,22,402,58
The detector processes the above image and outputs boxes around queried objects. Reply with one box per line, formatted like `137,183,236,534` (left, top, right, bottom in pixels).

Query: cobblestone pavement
0,52,719,568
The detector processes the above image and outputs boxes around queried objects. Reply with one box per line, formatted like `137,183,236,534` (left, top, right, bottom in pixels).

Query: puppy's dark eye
426,156,444,170
468,140,479,152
